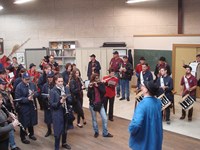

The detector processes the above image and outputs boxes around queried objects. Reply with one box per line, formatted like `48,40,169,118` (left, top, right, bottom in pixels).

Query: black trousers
54,133,67,150
20,126,34,140
165,106,170,121
182,107,193,118
0,139,9,150
104,96,115,119
74,99,85,124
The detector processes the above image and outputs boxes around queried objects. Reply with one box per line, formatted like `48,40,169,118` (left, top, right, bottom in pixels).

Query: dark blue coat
156,75,174,102
87,60,101,80
13,77,22,92
15,81,38,128
50,86,72,137
137,70,153,88
37,73,47,92
61,70,70,85
42,82,54,124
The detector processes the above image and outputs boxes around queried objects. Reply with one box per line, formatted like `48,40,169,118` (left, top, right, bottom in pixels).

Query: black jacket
87,60,101,80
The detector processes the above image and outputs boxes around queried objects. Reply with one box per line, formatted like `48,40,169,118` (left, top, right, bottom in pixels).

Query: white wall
0,0,199,55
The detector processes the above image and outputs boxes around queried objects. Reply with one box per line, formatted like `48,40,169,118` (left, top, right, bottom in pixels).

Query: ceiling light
126,0,149,4
0,5,3,10
14,0,34,4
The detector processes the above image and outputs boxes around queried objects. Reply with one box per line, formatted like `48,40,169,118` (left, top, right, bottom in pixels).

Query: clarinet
27,83,37,110
2,104,30,136
58,86,69,114
78,77,86,90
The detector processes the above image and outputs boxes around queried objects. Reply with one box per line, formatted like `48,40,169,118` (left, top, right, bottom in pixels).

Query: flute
2,104,30,136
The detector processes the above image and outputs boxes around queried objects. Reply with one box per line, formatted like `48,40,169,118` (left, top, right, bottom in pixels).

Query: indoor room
0,0,200,150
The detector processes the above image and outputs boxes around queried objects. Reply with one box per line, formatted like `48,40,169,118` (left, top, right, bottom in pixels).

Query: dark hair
159,67,167,71
196,54,200,57
65,63,72,70
43,64,51,70
71,68,80,80
54,73,63,81
90,73,99,82
12,57,17,60
142,63,149,67
109,69,115,74
19,68,27,77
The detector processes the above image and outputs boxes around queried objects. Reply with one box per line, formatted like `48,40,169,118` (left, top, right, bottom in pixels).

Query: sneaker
44,130,51,137
166,121,171,125
103,133,113,138
21,139,30,144
11,147,21,150
109,118,114,121
127,97,130,101
94,132,99,138
29,135,37,141
62,143,71,149
180,116,185,120
119,97,125,100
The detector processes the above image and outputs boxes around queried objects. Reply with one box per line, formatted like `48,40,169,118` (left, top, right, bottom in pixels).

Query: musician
156,67,174,124
62,63,72,86
87,54,101,80
180,65,197,121
129,80,162,150
11,57,24,79
0,93,20,150
137,63,153,90
154,56,171,81
87,73,113,138
103,69,118,121
119,56,133,101
0,79,21,150
135,57,150,77
37,64,52,110
109,51,123,97
69,69,86,128
15,72,39,144
50,74,71,150
48,55,59,74
42,71,55,137
27,63,40,84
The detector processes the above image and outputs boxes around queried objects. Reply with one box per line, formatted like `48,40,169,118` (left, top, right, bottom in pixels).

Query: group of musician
0,51,199,150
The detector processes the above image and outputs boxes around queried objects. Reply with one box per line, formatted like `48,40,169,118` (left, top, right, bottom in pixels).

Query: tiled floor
82,89,200,140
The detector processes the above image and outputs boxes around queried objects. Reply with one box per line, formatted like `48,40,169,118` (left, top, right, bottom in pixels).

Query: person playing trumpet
180,65,197,121
156,67,174,124
102,69,118,121
15,72,38,144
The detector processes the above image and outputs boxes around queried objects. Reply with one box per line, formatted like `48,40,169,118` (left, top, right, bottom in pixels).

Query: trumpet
2,104,30,136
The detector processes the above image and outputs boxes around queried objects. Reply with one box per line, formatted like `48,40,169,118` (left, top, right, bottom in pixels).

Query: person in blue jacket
156,67,174,124
15,72,39,144
50,74,71,150
128,80,163,150
42,71,55,137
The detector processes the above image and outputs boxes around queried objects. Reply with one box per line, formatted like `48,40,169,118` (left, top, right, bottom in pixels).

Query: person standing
119,56,133,101
109,51,123,97
87,73,113,138
156,67,174,124
135,57,150,77
137,63,153,90
42,71,55,137
128,80,163,150
15,72,38,144
103,69,118,121
69,69,86,128
87,54,101,80
50,74,71,150
154,56,171,81
0,93,20,150
62,63,72,86
180,65,197,121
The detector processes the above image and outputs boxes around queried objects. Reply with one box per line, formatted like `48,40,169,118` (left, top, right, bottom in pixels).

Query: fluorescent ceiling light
14,0,34,4
0,5,3,10
126,0,149,4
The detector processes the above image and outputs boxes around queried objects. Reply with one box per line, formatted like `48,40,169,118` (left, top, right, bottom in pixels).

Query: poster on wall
16,52,25,65
0,38,3,55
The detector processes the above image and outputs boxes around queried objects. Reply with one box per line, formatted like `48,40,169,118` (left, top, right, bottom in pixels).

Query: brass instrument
2,104,30,136
158,94,171,111
27,84,37,110
179,94,195,110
